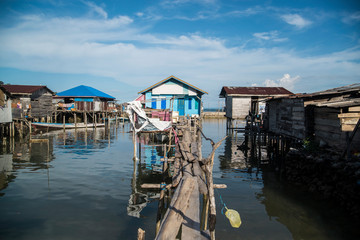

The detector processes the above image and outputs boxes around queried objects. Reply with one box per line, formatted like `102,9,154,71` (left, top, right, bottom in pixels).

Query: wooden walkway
139,117,226,240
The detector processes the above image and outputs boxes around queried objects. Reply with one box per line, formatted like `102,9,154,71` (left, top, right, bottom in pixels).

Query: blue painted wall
144,91,201,116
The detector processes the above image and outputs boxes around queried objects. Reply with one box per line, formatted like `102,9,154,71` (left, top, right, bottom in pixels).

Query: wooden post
201,194,209,230
137,228,145,240
29,120,32,140
63,114,66,132
9,122,12,137
74,113,77,129
133,130,137,160
94,114,97,129
84,112,87,131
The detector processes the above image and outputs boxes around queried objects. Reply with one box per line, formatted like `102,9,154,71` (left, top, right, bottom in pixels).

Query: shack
219,86,293,130
266,83,360,154
54,85,115,112
1,84,54,119
137,76,207,118
0,86,12,123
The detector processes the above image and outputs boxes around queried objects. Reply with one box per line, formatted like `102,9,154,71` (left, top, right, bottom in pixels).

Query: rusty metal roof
219,86,293,97
1,85,54,94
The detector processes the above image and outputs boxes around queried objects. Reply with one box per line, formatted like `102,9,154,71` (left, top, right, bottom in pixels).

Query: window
188,98,192,109
152,99,157,109
161,99,166,109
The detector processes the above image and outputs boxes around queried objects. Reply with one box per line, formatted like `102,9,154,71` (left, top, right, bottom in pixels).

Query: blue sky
0,0,359,107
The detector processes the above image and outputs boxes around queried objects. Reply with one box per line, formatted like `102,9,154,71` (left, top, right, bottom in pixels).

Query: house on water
137,75,207,118
0,86,12,124
265,83,360,155
219,86,293,130
1,84,54,119
54,85,116,112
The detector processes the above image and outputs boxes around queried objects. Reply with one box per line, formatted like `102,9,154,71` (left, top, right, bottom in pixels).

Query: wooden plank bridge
138,117,227,240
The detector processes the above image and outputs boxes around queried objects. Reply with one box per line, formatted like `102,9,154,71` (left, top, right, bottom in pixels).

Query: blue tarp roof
56,85,115,99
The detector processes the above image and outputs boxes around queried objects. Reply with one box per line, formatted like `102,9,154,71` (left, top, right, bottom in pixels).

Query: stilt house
266,83,360,154
219,86,293,129
1,84,54,119
0,86,12,123
55,85,115,112
137,76,207,117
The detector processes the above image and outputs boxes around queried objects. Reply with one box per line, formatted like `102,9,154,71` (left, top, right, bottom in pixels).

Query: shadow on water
212,119,360,240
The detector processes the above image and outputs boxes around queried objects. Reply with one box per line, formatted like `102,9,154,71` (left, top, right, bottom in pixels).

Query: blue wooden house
55,85,115,112
138,76,207,116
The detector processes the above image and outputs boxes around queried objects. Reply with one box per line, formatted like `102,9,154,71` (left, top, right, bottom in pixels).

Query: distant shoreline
202,111,226,119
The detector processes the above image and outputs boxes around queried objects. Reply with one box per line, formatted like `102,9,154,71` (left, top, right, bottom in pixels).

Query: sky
0,0,359,108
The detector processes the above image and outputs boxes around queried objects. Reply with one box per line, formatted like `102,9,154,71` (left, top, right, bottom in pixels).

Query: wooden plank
137,228,145,240
314,124,341,133
341,117,360,125
193,161,208,195
182,179,200,240
342,124,356,132
172,157,182,188
179,142,196,162
191,142,199,158
349,106,360,112
141,183,226,189
155,177,196,240
338,113,360,118
314,118,340,127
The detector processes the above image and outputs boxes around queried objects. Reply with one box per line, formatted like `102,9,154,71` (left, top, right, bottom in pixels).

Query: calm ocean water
0,119,359,239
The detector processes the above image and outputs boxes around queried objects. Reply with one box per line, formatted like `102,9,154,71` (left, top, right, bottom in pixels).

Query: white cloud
281,14,312,29
253,31,287,42
263,74,300,90
342,11,360,24
0,12,359,103
84,1,108,19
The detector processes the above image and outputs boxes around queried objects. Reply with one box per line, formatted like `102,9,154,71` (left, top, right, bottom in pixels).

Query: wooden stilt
62,114,66,132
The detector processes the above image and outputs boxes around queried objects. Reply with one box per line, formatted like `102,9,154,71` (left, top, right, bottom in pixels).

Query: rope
215,188,228,215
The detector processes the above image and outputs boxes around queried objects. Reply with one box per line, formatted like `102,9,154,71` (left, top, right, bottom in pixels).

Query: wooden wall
313,107,342,148
225,96,251,119
31,93,53,118
267,98,306,139
267,98,360,153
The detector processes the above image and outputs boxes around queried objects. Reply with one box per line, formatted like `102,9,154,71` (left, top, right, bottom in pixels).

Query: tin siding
232,97,251,119
0,100,12,123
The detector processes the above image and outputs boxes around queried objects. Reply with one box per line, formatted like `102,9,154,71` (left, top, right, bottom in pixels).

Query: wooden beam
349,106,360,112
182,178,200,240
140,183,227,189
155,177,196,240
137,228,145,240
338,113,360,118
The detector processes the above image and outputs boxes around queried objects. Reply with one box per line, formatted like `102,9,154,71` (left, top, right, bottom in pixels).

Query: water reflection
211,120,360,240
0,120,359,240
126,133,172,218
0,138,54,196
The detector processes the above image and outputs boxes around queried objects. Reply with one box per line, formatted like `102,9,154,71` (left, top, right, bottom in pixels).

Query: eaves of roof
138,75,208,95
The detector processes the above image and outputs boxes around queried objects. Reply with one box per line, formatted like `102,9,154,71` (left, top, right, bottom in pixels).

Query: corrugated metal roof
138,75,208,95
56,85,115,99
270,83,360,100
300,83,360,97
1,85,53,94
0,86,12,97
219,86,293,97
